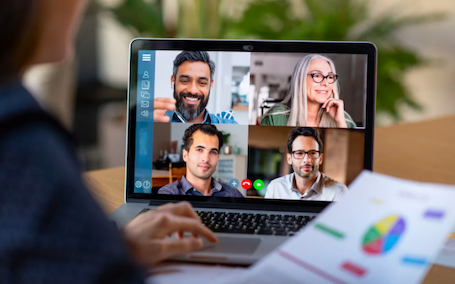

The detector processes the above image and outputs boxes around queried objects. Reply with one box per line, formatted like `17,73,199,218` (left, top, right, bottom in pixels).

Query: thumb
159,237,203,260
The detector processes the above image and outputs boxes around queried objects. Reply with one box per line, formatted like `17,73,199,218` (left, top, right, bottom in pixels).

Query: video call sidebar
134,51,156,193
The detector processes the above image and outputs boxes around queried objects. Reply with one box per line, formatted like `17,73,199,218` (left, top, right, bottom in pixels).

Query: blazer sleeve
0,122,145,284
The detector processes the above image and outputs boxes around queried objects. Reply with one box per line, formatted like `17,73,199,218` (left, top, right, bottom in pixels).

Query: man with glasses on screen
153,51,237,124
265,127,347,201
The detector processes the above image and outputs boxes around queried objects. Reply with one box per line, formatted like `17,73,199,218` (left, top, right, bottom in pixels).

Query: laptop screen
130,42,375,206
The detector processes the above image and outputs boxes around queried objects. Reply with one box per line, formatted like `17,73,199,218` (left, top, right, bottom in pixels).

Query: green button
253,179,264,190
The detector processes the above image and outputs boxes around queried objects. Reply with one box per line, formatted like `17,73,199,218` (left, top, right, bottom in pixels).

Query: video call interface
133,49,368,203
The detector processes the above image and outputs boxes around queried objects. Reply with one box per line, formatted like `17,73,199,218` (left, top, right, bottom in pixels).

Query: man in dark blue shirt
158,124,244,197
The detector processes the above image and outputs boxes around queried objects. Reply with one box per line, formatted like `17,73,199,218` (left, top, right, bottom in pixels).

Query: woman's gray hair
269,54,340,127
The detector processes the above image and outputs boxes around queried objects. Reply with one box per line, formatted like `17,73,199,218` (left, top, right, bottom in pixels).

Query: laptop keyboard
141,209,315,236
197,211,315,236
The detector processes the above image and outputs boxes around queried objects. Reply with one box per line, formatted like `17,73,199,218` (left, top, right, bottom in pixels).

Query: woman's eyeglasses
308,73,338,84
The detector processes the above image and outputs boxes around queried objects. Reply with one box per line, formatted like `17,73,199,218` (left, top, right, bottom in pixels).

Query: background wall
370,0,455,125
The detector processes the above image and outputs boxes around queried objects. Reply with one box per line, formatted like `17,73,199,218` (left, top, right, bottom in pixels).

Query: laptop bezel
125,38,377,213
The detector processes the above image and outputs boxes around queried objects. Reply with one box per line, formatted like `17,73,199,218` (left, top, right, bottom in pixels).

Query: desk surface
84,115,455,284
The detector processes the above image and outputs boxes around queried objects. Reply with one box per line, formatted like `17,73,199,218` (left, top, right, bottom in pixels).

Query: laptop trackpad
200,236,261,254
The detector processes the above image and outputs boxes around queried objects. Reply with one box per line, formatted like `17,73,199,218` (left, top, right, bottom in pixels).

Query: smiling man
154,51,237,124
265,127,347,201
158,124,244,197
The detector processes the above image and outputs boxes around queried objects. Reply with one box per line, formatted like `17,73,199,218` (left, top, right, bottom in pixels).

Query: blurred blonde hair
270,54,340,127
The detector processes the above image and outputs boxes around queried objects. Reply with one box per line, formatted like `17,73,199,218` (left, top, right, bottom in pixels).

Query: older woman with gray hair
261,54,356,128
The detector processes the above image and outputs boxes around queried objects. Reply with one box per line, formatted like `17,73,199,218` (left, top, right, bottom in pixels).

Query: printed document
230,171,455,284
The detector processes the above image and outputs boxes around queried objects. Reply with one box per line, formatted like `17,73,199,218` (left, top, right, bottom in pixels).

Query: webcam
243,45,254,51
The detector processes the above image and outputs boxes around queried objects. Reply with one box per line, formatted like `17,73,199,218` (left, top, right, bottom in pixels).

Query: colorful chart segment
362,215,405,255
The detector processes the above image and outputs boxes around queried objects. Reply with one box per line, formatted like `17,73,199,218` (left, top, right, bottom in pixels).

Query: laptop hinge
146,200,326,213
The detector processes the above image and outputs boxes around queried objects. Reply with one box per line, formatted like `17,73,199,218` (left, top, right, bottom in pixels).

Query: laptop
111,39,377,265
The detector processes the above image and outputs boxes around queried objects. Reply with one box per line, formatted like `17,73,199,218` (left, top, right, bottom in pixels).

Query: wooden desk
84,115,455,284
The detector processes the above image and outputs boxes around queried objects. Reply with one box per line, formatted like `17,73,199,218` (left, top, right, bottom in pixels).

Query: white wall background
97,11,131,88
369,0,455,125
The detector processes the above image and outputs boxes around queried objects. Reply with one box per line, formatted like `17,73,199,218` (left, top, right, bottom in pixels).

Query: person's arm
122,202,218,268
1,124,217,283
321,98,348,128
0,125,146,283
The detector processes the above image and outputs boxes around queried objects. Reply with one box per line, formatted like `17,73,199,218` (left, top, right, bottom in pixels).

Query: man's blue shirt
158,176,244,198
165,109,238,124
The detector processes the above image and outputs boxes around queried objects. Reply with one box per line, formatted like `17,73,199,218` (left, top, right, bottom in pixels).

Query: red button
241,179,252,190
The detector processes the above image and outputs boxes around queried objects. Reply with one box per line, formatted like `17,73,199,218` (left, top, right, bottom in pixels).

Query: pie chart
362,215,405,255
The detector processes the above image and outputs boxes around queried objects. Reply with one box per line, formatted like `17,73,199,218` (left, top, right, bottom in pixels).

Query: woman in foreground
0,1,216,283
